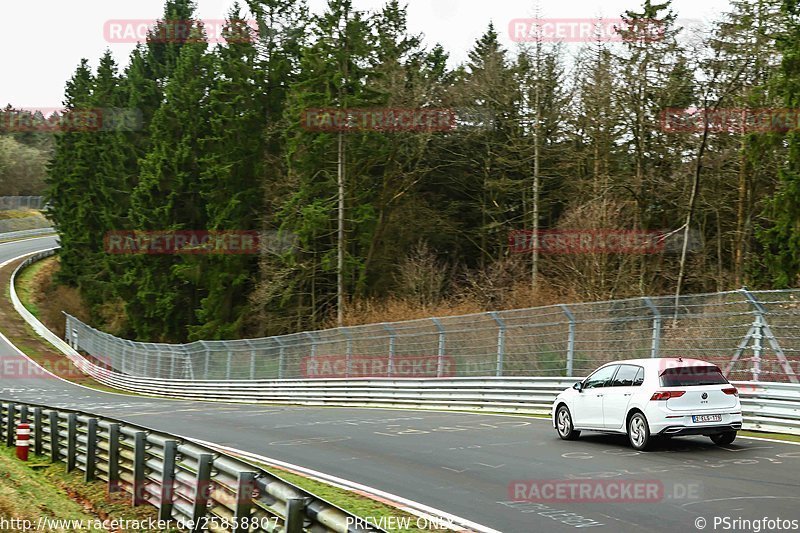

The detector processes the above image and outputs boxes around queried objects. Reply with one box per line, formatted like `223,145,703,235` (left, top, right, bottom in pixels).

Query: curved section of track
1,237,799,532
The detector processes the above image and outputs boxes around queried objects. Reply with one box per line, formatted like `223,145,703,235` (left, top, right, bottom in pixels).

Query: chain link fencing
63,288,800,383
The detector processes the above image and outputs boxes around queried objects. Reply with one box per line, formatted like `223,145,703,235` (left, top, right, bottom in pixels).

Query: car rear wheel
556,405,580,440
710,431,736,446
628,412,651,451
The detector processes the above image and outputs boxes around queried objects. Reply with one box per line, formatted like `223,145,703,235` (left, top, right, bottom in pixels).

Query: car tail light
722,387,738,396
650,391,686,401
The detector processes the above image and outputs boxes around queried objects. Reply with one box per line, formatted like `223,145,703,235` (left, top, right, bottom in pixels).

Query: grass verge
0,446,179,532
1,254,131,395
741,430,800,443
251,460,459,533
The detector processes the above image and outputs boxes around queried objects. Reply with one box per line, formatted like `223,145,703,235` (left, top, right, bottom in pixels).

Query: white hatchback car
552,358,743,450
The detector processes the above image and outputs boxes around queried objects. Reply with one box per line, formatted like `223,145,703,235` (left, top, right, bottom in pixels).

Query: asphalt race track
1,237,800,532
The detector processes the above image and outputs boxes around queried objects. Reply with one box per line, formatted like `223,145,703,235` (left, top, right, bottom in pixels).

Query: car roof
598,358,719,370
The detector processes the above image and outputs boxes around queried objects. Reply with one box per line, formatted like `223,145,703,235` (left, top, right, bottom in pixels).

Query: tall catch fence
0,196,44,210
63,287,800,383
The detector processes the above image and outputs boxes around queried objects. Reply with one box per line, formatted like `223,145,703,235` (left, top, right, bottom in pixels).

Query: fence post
66,414,77,472
226,349,233,380
285,498,306,533
64,313,72,347
169,345,178,379
643,297,661,359
305,332,317,377
431,317,446,377
488,312,506,377
85,418,98,481
246,340,256,380
275,337,286,379
191,453,214,531
341,327,353,377
202,341,211,379
560,305,575,377
382,324,397,377
158,440,178,521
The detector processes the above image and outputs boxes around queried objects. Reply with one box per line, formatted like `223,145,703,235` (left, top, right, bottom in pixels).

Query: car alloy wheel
556,406,580,440
628,413,651,451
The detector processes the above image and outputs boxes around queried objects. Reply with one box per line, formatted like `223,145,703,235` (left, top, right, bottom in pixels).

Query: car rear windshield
660,366,729,387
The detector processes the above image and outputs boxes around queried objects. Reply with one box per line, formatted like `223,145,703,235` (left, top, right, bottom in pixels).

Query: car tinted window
633,367,644,386
660,366,728,387
584,365,618,389
612,365,641,386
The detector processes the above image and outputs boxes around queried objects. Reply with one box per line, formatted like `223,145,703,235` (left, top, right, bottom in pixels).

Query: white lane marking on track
681,496,800,508
192,438,502,533
475,463,505,469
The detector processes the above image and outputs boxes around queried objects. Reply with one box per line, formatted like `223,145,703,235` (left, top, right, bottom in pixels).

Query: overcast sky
4,0,730,108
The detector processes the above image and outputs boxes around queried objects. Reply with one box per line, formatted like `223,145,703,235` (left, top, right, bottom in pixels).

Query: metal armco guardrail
0,398,383,533
0,227,54,240
9,249,800,437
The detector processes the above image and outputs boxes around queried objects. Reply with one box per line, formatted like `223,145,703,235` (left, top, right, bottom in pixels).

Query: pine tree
189,6,268,340
46,59,96,286
758,0,800,287
127,23,213,341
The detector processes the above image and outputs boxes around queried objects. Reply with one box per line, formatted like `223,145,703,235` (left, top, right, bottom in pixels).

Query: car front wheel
555,405,580,440
628,412,651,451
710,431,736,446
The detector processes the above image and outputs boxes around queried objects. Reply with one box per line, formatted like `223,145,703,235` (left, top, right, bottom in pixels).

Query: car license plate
692,414,722,423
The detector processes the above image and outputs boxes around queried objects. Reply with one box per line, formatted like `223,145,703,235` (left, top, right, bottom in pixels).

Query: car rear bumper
657,422,742,436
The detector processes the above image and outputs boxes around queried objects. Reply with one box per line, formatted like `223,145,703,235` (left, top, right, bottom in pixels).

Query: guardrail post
560,305,575,377
430,318,447,377
85,418,97,481
226,350,233,380
158,440,178,521
0,403,4,444
232,471,256,533
275,337,286,379
6,403,15,447
285,498,306,533
132,431,147,505
32,408,43,456
382,324,397,377
19,404,28,424
66,414,77,472
191,453,213,531
643,298,661,358
108,423,121,492
489,312,506,377
48,411,59,462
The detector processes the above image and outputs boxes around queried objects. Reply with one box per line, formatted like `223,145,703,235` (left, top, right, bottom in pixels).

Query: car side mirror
573,381,583,392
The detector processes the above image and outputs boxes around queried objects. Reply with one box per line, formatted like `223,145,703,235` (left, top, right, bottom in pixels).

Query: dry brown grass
26,257,91,339
332,276,582,328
